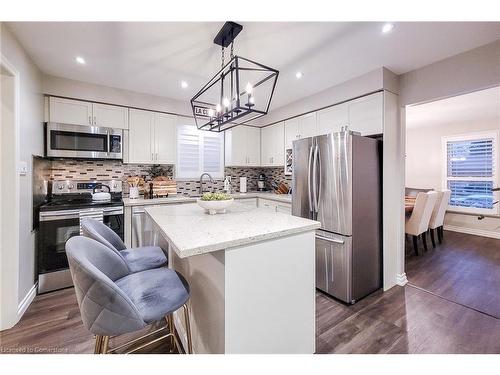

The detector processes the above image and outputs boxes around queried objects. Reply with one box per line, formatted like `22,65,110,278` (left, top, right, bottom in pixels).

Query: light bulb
382,23,394,34
223,97,230,108
216,104,222,113
76,56,86,64
245,82,253,94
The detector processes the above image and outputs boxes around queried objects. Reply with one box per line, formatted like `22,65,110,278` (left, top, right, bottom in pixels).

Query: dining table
405,196,416,214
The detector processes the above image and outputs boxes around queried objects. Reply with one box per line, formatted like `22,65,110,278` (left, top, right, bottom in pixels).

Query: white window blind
443,132,498,213
177,124,224,179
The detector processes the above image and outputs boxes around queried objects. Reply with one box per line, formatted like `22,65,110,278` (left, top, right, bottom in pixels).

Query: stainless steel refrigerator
292,131,382,304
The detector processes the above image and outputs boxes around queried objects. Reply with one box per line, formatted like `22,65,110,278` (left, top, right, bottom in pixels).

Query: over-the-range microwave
45,122,123,159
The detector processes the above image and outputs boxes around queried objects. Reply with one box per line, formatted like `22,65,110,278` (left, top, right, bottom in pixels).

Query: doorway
404,86,500,318
0,56,20,329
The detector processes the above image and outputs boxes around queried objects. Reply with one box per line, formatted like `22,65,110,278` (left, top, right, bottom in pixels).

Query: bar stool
80,217,167,273
66,236,192,354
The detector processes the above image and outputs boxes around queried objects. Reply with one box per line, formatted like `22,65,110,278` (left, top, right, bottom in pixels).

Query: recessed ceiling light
295,71,303,79
382,23,394,34
75,56,86,64
181,81,188,89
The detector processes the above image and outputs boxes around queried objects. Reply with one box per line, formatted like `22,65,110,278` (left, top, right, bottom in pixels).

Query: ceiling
406,86,500,129
7,22,500,111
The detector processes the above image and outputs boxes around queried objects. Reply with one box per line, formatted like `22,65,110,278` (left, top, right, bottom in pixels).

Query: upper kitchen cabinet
284,112,317,149
225,126,261,167
49,97,93,126
261,122,284,166
317,102,348,135
48,97,129,129
347,92,383,136
127,109,176,165
92,103,129,129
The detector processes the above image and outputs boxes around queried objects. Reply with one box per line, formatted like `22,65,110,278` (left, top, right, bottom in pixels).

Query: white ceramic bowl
196,198,234,215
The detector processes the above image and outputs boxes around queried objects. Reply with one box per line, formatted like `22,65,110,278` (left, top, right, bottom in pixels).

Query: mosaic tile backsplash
49,159,291,197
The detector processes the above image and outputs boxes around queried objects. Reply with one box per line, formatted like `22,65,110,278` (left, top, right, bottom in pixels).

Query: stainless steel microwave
46,123,123,159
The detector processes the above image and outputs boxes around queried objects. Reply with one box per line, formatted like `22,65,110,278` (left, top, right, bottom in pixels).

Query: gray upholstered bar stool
66,236,192,354
80,217,167,273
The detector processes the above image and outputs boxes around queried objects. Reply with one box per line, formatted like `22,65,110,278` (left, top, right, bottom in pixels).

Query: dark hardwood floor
2,230,498,354
405,230,500,318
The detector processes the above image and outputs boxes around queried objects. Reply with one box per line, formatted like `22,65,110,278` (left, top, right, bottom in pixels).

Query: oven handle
40,207,123,222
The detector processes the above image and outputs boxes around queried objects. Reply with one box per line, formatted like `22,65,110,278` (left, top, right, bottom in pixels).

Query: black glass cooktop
40,193,123,211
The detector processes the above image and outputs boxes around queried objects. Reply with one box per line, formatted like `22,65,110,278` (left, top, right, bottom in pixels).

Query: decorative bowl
196,198,234,215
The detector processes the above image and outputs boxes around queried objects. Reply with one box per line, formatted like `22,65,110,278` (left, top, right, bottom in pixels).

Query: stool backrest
81,217,127,252
66,236,145,335
429,189,451,229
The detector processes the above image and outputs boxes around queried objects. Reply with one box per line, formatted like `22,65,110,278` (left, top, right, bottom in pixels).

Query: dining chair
80,217,167,273
405,191,438,255
428,189,451,246
66,236,192,354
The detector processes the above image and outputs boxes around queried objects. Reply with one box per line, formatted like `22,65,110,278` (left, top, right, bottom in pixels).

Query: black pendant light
190,22,279,132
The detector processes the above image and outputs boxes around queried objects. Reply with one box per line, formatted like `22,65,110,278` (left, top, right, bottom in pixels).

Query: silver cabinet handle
307,145,314,212
88,116,92,125
155,153,158,161
316,234,344,245
151,153,154,161
93,116,97,125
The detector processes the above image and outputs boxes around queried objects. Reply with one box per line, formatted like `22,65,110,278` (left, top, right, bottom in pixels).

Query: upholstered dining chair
80,217,167,273
405,191,438,255
66,236,192,354
428,189,451,246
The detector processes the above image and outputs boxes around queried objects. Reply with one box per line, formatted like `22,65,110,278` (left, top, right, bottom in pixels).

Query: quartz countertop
145,201,319,258
123,191,292,207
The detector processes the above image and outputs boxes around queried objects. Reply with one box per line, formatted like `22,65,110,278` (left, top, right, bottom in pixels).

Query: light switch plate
19,161,28,176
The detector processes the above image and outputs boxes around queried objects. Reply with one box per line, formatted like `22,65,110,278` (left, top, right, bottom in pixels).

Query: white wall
406,119,500,237
43,74,192,117
1,23,44,310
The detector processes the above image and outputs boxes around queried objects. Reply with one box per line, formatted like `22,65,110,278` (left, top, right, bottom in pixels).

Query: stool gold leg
94,335,103,354
166,314,175,352
182,304,193,354
101,336,110,354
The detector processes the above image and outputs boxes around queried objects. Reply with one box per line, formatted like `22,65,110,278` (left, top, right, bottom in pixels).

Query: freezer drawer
315,231,352,304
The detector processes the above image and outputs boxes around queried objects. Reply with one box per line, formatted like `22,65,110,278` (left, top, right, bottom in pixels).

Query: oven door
38,207,124,274
46,123,123,159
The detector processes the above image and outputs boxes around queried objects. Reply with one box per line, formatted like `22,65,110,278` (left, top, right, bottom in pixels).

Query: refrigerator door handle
312,144,319,213
315,234,345,245
307,145,314,212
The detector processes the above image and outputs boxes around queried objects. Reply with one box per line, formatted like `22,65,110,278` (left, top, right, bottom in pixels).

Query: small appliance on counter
37,180,124,293
257,173,267,191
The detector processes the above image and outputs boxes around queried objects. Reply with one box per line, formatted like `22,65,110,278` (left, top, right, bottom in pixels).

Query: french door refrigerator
292,131,382,304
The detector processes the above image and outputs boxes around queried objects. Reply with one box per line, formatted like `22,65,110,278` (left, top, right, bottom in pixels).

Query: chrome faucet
199,173,214,195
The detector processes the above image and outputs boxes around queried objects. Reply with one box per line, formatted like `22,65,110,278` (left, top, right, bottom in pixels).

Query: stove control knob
57,183,64,190
68,183,75,190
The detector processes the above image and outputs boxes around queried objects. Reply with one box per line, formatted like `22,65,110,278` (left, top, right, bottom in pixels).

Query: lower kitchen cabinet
258,198,291,214
237,198,258,207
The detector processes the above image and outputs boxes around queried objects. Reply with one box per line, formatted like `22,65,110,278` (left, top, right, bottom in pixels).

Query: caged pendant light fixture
190,22,279,132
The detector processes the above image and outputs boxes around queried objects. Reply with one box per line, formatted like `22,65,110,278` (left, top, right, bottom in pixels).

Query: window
176,124,224,179
443,132,498,214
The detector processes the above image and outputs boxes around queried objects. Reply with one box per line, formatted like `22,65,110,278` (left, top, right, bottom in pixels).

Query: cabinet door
276,202,292,214
260,125,273,166
225,126,247,166
246,126,261,166
298,112,318,139
258,198,277,211
347,92,383,135
317,103,348,135
128,109,154,164
49,97,93,126
284,118,300,150
154,113,176,164
93,103,129,129
271,122,284,166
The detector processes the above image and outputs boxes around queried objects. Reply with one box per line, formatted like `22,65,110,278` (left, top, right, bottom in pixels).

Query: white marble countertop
123,191,291,207
145,201,319,258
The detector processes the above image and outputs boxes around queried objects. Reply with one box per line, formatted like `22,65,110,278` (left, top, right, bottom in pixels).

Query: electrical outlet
19,161,28,176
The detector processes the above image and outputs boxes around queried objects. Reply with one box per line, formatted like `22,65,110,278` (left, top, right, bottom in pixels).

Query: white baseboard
396,272,408,286
444,225,500,240
17,283,37,318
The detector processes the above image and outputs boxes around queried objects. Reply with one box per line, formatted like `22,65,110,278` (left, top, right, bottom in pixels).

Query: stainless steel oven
46,122,123,159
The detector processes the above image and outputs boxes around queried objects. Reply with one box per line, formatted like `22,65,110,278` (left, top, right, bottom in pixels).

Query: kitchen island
145,201,320,354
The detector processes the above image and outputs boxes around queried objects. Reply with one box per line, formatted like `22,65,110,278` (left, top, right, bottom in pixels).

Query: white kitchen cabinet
154,113,176,164
128,109,177,165
225,126,261,167
258,198,291,214
49,97,93,126
317,102,348,135
284,113,317,149
347,92,383,135
261,122,284,166
128,109,154,164
92,103,129,129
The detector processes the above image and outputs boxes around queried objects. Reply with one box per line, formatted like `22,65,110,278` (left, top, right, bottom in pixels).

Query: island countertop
145,201,320,258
